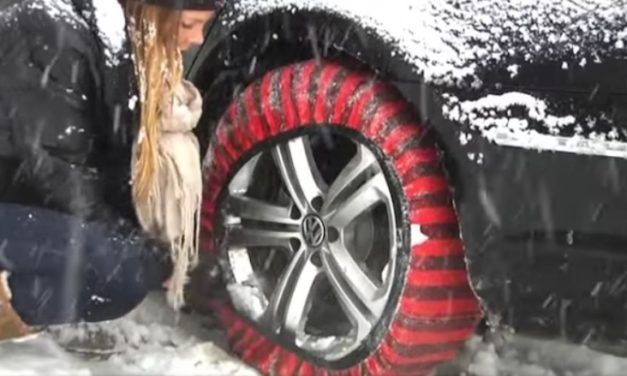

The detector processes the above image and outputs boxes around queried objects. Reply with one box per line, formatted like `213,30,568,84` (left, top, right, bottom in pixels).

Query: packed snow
0,293,259,376
3,294,627,376
445,333,627,376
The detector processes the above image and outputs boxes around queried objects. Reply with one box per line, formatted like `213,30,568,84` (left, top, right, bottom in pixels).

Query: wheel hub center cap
302,214,326,248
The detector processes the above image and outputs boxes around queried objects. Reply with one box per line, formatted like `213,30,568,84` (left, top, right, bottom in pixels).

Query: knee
82,290,148,322
9,275,78,326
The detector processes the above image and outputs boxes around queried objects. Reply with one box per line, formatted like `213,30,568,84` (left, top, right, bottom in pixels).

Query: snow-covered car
186,1,627,375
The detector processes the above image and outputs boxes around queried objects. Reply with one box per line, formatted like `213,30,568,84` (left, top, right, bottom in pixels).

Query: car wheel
200,60,482,376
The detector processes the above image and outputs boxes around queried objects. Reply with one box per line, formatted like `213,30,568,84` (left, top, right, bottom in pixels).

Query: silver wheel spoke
226,226,300,251
272,137,325,213
227,194,299,226
326,242,381,305
323,144,378,212
222,132,400,362
321,246,378,337
266,250,321,338
325,172,390,230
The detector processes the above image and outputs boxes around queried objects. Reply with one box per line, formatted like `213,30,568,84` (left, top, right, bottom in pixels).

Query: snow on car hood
229,0,627,159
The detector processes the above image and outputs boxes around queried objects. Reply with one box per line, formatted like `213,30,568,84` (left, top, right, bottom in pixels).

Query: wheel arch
187,8,441,152
188,7,490,319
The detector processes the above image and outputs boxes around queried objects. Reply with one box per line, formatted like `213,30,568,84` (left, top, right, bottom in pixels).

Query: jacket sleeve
0,15,121,221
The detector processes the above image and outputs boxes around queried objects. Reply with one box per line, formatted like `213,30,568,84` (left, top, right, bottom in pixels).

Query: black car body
188,0,627,353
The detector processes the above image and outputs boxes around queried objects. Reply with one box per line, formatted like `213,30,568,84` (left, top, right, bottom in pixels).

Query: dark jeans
0,204,172,326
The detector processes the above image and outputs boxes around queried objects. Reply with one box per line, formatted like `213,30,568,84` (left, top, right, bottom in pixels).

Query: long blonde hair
125,1,183,204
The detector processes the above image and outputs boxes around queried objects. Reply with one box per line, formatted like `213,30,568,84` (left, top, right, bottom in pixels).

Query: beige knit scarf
131,79,203,309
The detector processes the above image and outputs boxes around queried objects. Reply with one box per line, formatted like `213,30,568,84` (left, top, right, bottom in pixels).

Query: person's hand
163,276,173,290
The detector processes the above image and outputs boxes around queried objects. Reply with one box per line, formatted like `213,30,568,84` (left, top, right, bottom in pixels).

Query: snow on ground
0,293,259,376
438,333,627,376
3,294,627,375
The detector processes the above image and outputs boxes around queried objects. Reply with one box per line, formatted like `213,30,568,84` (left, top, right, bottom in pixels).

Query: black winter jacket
0,0,139,222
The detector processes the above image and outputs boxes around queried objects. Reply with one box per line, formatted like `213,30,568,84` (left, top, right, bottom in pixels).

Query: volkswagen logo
302,215,326,248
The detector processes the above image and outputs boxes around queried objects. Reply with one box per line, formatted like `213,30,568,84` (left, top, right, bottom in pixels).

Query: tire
200,60,482,376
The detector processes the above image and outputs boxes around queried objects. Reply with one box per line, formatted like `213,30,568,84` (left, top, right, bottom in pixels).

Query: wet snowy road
2,293,627,376
0,293,259,376
440,334,627,376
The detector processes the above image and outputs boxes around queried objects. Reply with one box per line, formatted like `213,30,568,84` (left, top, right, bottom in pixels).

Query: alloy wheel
221,131,398,361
